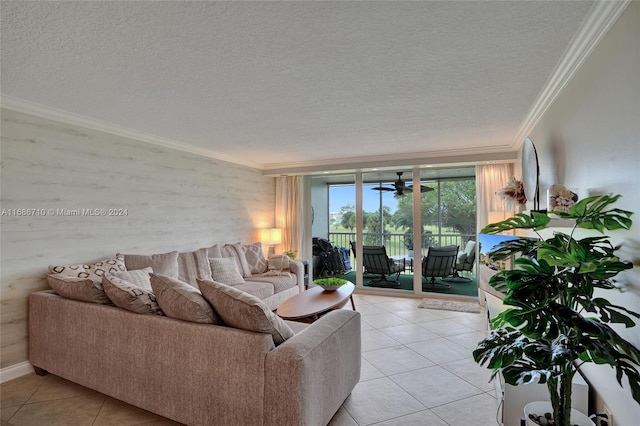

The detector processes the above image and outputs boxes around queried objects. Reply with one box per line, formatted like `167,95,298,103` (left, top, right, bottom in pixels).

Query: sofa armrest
288,259,305,291
264,309,361,426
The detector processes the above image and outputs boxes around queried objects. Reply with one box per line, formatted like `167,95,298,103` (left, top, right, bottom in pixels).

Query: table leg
349,295,355,311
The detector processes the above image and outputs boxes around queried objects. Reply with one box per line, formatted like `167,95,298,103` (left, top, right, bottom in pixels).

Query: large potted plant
474,194,640,426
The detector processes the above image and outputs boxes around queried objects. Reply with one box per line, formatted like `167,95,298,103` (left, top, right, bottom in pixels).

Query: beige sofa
29,290,361,426
31,245,361,425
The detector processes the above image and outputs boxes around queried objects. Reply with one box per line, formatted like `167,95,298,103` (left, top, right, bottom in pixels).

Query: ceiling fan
371,172,434,197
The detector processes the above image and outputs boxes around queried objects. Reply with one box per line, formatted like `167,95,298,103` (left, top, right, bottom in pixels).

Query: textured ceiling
1,1,596,170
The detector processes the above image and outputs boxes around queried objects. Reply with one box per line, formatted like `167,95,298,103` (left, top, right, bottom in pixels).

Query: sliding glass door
310,168,476,295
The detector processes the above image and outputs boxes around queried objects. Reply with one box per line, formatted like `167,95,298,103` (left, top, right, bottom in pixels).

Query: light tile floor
1,293,499,426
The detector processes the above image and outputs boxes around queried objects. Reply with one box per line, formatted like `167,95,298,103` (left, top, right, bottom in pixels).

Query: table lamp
261,228,282,258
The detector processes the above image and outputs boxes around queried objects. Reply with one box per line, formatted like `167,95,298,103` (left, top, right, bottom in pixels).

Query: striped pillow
177,248,212,287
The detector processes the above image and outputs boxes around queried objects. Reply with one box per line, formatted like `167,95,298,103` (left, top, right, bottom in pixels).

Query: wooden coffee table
277,282,355,321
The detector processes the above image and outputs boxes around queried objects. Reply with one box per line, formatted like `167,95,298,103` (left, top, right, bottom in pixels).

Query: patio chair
421,245,459,289
444,240,476,282
361,245,405,287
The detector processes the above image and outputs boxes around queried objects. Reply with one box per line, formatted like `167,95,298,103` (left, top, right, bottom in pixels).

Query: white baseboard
0,361,34,383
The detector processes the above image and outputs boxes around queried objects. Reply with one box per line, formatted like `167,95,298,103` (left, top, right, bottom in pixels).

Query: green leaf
488,238,539,261
564,194,633,233
481,212,550,234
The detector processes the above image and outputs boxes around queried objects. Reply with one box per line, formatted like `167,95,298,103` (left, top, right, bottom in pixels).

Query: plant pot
316,284,342,292
524,401,594,426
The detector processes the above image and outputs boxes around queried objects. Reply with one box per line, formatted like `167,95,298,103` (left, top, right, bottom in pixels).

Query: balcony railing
327,232,474,259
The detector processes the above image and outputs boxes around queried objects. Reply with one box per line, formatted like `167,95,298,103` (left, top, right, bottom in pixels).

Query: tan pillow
197,279,294,346
48,254,126,284
221,243,252,277
102,275,163,315
46,275,111,304
150,274,220,324
243,242,268,274
268,254,290,271
122,251,179,278
110,267,153,291
209,257,244,285
177,248,212,287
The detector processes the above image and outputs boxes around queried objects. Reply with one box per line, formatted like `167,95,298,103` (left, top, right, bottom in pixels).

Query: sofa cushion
243,242,268,275
209,257,244,285
177,248,212,287
207,244,223,259
123,251,179,278
247,274,297,294
267,254,291,272
150,274,220,324
48,254,126,284
232,281,274,300
463,240,476,256
46,275,112,304
102,275,163,315
221,243,253,278
197,279,294,346
110,267,153,290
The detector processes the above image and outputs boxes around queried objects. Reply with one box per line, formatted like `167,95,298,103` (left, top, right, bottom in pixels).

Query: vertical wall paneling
0,108,275,368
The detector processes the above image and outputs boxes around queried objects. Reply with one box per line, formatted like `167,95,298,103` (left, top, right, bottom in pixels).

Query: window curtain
476,164,513,231
275,176,301,256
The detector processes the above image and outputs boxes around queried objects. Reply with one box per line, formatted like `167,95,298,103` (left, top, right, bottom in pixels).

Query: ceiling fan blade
406,185,435,193
372,186,395,191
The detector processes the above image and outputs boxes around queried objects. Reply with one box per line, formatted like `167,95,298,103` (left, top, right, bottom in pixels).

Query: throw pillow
207,244,223,259
243,242,268,275
102,275,163,315
197,279,294,346
122,251,179,278
110,267,153,291
268,254,290,271
48,254,126,284
150,274,220,324
209,258,244,286
177,248,212,287
46,275,111,304
221,243,253,278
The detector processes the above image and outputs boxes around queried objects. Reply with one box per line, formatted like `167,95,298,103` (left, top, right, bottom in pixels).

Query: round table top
276,282,355,320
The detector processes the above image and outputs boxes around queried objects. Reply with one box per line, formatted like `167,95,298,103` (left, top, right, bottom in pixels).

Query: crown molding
511,0,630,150
0,95,263,170
263,149,518,176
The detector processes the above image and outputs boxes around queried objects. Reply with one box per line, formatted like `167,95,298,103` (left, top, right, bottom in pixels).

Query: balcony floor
342,271,478,298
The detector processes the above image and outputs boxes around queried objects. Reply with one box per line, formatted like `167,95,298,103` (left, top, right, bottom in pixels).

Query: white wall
528,3,640,423
0,108,275,369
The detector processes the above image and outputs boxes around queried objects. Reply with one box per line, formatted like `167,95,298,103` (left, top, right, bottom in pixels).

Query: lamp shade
261,228,282,246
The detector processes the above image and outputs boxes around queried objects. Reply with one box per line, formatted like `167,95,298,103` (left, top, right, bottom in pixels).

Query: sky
477,233,519,254
329,185,400,213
